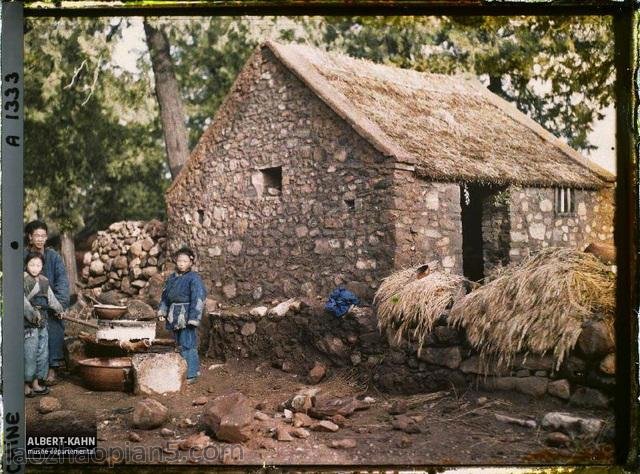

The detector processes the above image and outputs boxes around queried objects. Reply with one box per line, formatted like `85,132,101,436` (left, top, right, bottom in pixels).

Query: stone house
166,41,614,302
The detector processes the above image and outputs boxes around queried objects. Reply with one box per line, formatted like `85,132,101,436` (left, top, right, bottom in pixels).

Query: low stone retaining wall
200,303,614,407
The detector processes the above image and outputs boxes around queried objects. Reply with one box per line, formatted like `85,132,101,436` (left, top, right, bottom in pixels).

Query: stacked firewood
80,220,167,298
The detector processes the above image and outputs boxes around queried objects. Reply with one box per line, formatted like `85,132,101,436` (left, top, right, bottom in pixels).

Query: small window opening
197,210,204,225
554,187,576,215
260,166,282,196
344,199,355,210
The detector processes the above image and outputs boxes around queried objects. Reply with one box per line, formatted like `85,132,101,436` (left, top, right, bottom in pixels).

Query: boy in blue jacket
158,247,206,384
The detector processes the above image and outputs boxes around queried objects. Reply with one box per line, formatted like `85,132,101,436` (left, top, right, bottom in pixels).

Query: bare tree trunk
143,19,190,179
60,231,78,298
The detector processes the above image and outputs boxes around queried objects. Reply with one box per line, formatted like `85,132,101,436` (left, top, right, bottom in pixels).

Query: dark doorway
461,183,486,282
460,183,508,282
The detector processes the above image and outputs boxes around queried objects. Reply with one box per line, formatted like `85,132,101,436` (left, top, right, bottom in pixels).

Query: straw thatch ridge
169,40,611,196
448,247,615,371
266,41,610,189
374,267,466,356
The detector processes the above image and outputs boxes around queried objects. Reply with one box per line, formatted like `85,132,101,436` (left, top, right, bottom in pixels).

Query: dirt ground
26,356,615,467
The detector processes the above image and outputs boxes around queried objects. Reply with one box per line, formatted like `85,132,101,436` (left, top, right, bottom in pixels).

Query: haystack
374,266,466,356
449,247,615,371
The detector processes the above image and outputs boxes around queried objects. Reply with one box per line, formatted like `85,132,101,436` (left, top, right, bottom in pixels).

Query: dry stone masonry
80,220,167,299
202,302,615,406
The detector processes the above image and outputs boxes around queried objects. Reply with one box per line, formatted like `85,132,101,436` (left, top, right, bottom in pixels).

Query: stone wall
167,45,459,304
201,303,614,407
507,185,614,264
391,177,463,274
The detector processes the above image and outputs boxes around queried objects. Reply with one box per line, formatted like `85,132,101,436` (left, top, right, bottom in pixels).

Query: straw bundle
374,267,466,356
449,247,615,371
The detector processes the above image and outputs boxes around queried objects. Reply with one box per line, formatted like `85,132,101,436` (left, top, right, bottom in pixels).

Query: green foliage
24,18,169,235
157,18,264,148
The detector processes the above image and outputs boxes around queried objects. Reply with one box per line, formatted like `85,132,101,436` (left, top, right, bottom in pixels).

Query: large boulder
132,353,186,396
132,398,168,430
547,379,571,400
417,346,462,370
569,387,609,409
202,392,254,443
541,412,604,440
577,320,614,358
38,397,62,414
514,376,549,398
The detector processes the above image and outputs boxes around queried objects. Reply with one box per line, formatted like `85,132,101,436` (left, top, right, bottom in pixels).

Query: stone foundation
200,303,614,406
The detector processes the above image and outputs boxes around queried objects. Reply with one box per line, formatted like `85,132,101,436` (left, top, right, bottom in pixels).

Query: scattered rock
541,412,604,439
291,394,313,413
240,322,257,336
128,432,142,443
283,409,293,420
281,361,294,373
249,306,268,317
309,396,358,418
179,418,196,428
329,414,348,427
328,438,356,449
276,426,294,442
392,415,421,434
308,362,327,384
132,398,168,430
160,428,174,438
577,320,615,358
269,298,298,318
599,353,615,375
388,400,408,415
494,413,537,429
132,353,186,396
38,396,62,414
192,396,208,406
547,379,571,400
476,397,488,406
311,420,340,432
395,435,413,448
546,431,571,448
291,427,310,439
202,391,254,443
254,411,270,422
569,387,609,409
293,412,314,428
179,432,212,451
258,438,277,450
363,396,376,404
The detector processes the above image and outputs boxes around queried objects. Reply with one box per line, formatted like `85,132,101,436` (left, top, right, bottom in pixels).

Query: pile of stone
79,220,167,299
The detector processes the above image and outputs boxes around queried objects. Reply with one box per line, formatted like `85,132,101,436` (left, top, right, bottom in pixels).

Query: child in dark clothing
24,252,64,397
158,247,207,384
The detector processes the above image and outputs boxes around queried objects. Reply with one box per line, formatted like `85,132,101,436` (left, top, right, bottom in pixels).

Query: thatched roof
266,41,612,188
168,41,613,196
